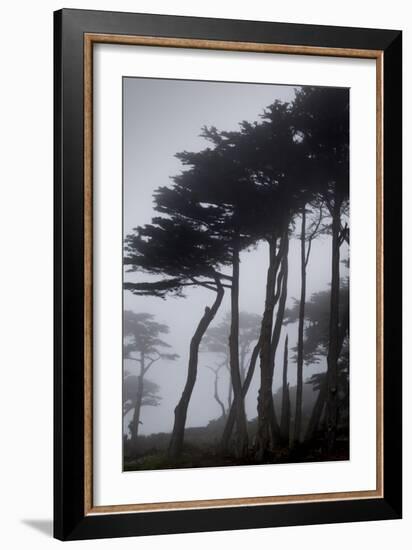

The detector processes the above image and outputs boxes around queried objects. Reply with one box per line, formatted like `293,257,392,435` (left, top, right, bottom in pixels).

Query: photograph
51,7,402,541
122,77,350,472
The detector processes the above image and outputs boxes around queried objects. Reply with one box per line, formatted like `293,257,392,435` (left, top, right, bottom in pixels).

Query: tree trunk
280,335,291,444
212,370,226,419
130,355,145,449
293,207,307,446
325,200,342,452
256,228,288,459
268,238,289,442
240,344,247,385
269,241,289,369
168,280,224,458
221,340,260,451
305,378,327,441
227,363,233,410
229,242,248,458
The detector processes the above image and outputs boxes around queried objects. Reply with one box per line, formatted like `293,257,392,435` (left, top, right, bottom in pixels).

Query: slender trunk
227,362,233,410
256,227,288,458
168,280,224,458
229,242,248,458
212,370,226,418
240,344,247,385
221,340,260,451
269,242,289,368
326,200,342,452
130,354,145,448
280,335,291,444
293,207,307,446
268,238,289,442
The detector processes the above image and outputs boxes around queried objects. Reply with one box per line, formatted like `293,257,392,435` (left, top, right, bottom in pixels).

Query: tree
124,215,230,459
124,87,349,463
293,204,324,446
280,334,291,444
183,111,294,459
227,101,313,458
157,133,264,458
123,311,178,447
174,115,319,458
291,87,349,450
284,281,349,442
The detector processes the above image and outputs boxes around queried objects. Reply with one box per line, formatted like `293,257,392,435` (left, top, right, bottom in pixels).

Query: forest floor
123,440,349,471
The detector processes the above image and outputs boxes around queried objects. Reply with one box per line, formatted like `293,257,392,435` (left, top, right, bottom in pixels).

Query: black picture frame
54,8,402,541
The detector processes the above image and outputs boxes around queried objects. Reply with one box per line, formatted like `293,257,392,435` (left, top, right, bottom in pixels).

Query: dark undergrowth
123,437,349,471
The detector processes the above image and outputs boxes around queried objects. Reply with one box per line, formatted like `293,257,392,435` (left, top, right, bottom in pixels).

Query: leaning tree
124,215,231,459
123,311,178,448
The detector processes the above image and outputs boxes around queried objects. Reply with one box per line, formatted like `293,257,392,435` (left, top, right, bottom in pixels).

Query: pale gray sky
123,77,348,435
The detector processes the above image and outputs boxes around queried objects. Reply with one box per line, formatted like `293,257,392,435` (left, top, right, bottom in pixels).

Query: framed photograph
54,8,402,541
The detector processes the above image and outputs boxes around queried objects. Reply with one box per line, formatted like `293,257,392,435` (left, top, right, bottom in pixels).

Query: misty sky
123,77,349,435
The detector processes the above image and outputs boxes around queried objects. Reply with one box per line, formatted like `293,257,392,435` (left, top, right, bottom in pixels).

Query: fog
123,77,348,436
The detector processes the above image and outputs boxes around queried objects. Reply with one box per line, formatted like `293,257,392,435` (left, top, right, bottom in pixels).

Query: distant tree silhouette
202,312,261,385
123,311,178,447
201,324,231,407
201,311,261,450
123,375,161,437
204,363,226,419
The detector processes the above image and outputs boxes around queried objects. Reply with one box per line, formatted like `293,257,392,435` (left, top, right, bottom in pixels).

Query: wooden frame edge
83,33,384,515
84,33,94,515
85,33,381,58
376,52,384,498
